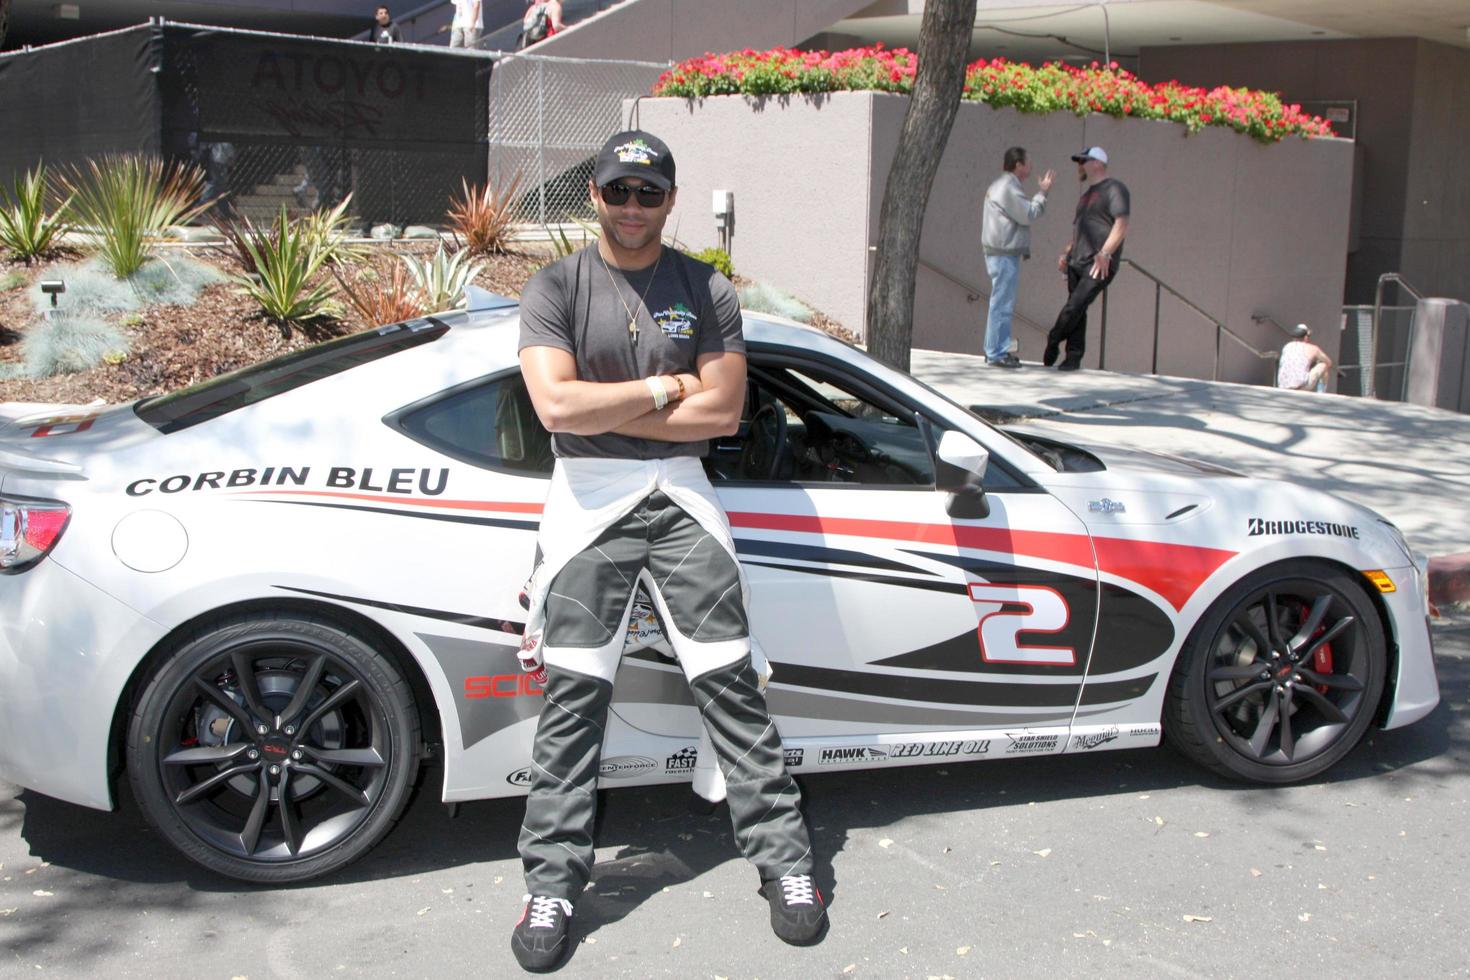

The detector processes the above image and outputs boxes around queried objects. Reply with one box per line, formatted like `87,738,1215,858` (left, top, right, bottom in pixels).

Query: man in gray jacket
981,147,1054,367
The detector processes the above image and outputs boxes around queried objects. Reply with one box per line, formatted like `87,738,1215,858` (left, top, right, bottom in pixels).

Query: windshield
134,318,450,434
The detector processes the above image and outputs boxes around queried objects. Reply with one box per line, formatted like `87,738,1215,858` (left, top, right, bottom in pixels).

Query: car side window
707,363,936,487
391,373,554,475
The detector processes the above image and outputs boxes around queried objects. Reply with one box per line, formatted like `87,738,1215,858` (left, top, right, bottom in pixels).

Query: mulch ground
0,244,855,408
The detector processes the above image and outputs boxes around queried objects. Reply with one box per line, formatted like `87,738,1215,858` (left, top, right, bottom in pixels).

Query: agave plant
333,262,427,327
232,205,339,326
446,174,523,256
0,163,72,264
55,155,212,278
402,244,484,312
301,194,366,267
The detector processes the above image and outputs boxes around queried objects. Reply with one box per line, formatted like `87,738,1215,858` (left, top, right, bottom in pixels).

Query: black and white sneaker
511,894,574,972
762,874,828,945
986,354,1023,369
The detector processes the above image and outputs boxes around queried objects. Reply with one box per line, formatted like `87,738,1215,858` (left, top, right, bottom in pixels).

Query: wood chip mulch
0,244,855,408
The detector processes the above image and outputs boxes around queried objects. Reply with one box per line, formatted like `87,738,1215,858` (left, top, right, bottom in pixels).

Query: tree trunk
865,0,977,372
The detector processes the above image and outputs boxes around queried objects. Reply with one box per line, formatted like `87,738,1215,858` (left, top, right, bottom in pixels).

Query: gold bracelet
674,375,687,400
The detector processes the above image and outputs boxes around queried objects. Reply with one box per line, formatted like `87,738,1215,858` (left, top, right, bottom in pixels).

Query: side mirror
934,430,990,519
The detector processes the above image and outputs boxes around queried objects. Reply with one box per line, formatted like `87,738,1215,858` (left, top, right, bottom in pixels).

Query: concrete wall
641,93,1353,386
1140,38,1470,306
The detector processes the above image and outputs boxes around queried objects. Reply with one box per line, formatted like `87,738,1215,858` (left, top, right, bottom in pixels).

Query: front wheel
127,614,421,883
1165,561,1387,783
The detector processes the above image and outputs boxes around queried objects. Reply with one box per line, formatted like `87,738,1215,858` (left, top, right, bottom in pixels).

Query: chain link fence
487,52,669,228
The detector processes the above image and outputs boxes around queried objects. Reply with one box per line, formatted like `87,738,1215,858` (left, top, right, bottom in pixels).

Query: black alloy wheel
128,614,420,883
1165,560,1387,783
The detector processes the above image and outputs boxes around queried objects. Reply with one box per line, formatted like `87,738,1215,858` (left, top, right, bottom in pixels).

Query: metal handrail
1250,312,1304,339
1101,258,1276,381
914,256,1052,341
1373,273,1428,401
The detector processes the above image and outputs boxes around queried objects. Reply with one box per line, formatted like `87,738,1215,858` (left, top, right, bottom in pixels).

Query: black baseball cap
593,131,676,191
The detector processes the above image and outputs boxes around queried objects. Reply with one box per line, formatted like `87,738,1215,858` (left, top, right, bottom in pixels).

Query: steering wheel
740,403,788,480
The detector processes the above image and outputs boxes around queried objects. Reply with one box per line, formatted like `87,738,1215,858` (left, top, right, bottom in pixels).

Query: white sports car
0,298,1438,883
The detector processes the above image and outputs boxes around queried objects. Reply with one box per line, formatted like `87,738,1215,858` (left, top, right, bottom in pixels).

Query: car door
701,345,1103,760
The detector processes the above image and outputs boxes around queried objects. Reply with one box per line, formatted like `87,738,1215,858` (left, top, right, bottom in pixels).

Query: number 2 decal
968,583,1076,666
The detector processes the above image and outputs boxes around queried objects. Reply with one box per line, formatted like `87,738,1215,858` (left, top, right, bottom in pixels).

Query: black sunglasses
599,182,667,208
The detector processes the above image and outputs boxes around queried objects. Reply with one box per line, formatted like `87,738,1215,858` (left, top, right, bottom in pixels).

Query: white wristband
645,376,669,410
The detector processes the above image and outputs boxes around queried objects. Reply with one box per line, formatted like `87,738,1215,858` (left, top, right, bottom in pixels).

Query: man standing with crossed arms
510,130,826,972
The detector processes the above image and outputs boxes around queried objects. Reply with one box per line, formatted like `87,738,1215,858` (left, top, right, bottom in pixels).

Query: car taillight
0,495,71,573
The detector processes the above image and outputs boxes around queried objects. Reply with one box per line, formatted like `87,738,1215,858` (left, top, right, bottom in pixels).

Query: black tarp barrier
0,22,490,227
0,26,160,187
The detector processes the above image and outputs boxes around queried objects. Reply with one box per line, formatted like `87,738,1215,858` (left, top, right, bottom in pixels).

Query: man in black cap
510,130,826,971
1045,146,1130,371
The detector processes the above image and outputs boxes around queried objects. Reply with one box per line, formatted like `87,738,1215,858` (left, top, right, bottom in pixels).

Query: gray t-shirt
517,245,745,460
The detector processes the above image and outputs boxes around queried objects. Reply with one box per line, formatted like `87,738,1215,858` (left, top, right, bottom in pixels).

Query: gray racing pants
519,491,814,899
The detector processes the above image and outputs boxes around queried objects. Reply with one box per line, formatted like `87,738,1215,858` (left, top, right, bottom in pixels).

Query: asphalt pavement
5,358,1470,979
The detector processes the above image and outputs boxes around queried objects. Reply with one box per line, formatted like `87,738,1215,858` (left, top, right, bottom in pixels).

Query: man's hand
1058,250,1070,273
1089,251,1112,280
1038,169,1056,194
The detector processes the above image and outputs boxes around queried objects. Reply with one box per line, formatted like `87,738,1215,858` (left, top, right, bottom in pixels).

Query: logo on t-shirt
653,302,696,340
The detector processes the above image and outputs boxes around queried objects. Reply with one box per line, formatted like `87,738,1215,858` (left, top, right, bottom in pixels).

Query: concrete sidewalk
909,350,1470,606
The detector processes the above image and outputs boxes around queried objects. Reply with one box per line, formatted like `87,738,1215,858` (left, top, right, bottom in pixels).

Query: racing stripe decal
233,489,544,513
1092,537,1235,611
764,660,1148,709
249,498,538,532
728,512,1096,569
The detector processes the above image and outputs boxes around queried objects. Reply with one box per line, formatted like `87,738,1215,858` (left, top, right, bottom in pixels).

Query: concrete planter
639,92,1353,385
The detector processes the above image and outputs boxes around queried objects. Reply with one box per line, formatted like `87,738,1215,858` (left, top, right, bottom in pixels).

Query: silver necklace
598,246,663,342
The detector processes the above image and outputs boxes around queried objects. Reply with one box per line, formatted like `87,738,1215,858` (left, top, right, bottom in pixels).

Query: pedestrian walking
510,130,827,972
1277,323,1333,392
448,0,481,48
1045,146,1130,371
981,146,1055,368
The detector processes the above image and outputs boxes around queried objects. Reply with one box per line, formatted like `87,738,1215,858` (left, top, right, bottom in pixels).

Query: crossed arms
519,346,746,442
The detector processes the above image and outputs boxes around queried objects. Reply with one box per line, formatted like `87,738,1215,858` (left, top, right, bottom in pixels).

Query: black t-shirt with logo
517,245,744,460
1070,178,1130,266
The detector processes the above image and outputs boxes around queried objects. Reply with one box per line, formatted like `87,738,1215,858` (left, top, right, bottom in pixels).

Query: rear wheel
1165,561,1386,783
127,614,420,882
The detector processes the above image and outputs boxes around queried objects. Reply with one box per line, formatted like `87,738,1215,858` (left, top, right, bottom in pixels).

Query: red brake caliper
1307,603,1334,693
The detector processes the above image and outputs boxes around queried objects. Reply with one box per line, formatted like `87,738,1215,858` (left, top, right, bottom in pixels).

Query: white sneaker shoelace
522,894,573,929
777,875,816,907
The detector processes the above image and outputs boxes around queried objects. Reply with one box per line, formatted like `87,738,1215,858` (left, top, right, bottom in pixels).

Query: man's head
590,130,677,253
1071,146,1108,182
1292,323,1311,340
1003,146,1030,181
375,5,391,23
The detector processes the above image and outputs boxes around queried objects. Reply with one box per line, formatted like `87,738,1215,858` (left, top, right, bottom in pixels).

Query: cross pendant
629,318,638,341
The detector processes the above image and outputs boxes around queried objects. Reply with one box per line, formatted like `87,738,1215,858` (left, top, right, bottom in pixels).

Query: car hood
1003,425,1245,478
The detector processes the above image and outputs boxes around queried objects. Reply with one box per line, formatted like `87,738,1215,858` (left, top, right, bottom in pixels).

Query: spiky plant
0,163,72,264
301,194,366,267
446,174,523,256
233,205,339,326
55,155,212,278
334,262,427,327
402,244,484,312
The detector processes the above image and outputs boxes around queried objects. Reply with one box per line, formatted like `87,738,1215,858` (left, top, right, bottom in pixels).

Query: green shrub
29,255,220,316
21,313,130,377
56,155,213,278
402,244,484,312
301,195,365,268
737,281,812,322
30,258,141,316
233,205,339,324
0,163,72,264
128,254,224,305
685,246,734,279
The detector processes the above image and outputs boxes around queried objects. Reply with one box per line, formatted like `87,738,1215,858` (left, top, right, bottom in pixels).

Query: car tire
1165,560,1387,784
127,613,420,883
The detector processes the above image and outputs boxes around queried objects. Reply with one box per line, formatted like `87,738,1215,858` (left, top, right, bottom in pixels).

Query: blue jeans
984,253,1021,362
